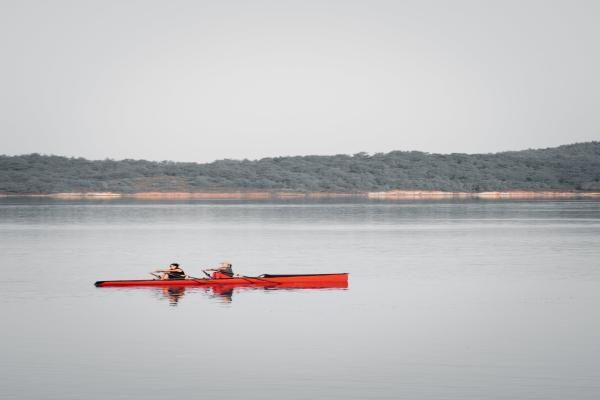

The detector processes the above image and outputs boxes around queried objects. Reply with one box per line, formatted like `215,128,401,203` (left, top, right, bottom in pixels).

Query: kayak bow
95,273,349,288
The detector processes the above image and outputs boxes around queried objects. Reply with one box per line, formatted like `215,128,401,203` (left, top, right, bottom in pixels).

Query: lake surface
1,198,599,400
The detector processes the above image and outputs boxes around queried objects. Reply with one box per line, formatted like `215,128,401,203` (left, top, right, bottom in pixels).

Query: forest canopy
1,142,599,194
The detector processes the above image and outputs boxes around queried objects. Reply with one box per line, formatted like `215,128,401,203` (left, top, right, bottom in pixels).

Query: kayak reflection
158,286,230,306
150,281,347,306
161,282,347,306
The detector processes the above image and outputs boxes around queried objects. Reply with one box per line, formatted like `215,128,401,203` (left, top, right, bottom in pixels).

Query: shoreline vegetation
2,190,599,200
2,142,599,196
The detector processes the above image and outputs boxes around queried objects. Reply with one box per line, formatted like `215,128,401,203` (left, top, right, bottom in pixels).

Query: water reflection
161,286,187,306
210,286,234,303
144,283,347,306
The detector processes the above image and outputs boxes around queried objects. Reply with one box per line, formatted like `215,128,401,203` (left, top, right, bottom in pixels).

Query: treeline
1,142,599,194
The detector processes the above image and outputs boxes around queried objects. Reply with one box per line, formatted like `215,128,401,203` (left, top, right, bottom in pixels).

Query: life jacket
211,271,233,279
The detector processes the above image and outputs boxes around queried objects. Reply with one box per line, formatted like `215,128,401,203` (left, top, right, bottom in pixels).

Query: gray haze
1,0,599,162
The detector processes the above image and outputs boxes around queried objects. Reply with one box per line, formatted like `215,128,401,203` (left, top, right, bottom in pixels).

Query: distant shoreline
4,143,600,195
2,190,600,200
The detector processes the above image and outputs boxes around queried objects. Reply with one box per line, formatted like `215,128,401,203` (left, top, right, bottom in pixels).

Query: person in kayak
151,263,187,280
206,262,234,279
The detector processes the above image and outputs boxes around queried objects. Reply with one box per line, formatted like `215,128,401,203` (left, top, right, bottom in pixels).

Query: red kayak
95,273,349,288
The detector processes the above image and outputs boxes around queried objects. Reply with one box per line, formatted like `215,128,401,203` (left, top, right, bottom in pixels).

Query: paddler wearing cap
206,262,235,279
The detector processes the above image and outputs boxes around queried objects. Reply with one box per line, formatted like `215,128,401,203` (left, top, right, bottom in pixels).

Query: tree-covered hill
1,142,599,194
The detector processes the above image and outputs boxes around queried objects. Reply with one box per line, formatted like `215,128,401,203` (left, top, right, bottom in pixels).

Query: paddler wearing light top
206,262,234,279
151,263,187,280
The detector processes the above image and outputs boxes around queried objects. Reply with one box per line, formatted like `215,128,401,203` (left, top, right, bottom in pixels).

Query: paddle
201,268,280,285
236,274,282,285
150,269,207,281
195,268,281,286
184,268,213,280
185,275,208,280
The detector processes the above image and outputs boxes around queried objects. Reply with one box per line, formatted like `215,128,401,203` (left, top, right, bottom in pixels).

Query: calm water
1,198,599,400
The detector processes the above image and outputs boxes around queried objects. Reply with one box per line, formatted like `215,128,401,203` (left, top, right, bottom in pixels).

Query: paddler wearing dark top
151,263,187,280
206,262,234,278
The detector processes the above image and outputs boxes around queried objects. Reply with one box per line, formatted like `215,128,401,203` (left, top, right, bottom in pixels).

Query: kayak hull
95,273,348,288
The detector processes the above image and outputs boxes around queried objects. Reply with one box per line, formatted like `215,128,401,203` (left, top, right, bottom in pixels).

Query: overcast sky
1,0,599,162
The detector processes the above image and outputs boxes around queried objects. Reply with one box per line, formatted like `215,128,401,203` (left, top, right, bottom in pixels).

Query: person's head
220,262,232,268
170,263,180,269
